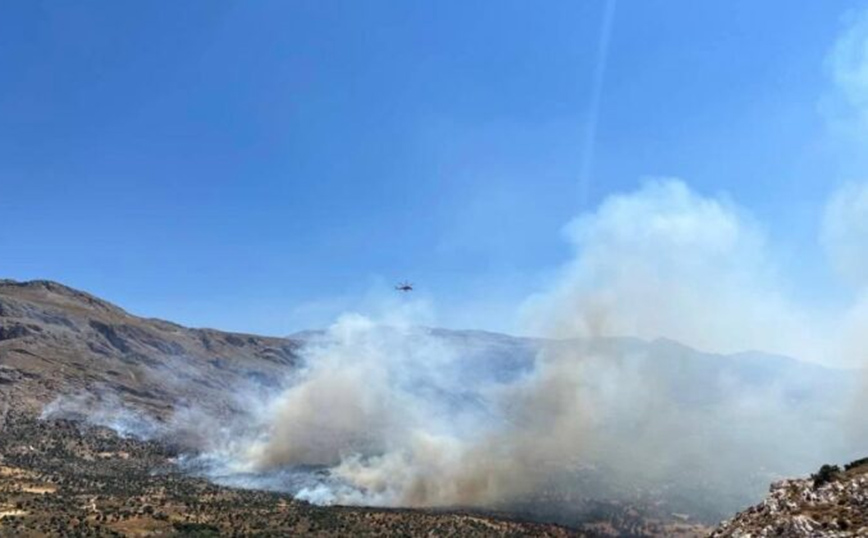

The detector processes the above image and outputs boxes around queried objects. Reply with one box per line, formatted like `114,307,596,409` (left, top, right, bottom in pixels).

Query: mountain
0,279,300,415
1,278,861,532
1,278,848,417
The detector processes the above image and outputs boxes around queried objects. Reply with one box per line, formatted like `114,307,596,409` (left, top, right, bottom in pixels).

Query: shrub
844,457,868,471
811,464,841,487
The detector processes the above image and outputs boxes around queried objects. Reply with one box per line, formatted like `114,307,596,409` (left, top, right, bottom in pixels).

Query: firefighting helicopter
394,281,414,292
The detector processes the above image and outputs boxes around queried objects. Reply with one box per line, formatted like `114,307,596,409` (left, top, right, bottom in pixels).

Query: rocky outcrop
712,461,868,537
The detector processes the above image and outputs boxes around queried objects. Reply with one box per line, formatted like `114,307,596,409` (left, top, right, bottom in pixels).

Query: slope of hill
1,278,849,419
0,279,299,415
0,412,582,537
0,278,861,535
712,459,868,537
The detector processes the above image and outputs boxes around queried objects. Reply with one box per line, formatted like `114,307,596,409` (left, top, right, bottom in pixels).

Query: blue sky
2,0,866,336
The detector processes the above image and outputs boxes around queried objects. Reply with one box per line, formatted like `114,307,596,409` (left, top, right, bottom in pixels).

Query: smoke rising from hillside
523,179,813,356
156,178,860,515
39,177,868,520
238,315,570,506
42,14,868,515
33,7,868,523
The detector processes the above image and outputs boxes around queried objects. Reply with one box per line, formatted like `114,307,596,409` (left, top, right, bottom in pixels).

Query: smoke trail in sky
578,0,617,208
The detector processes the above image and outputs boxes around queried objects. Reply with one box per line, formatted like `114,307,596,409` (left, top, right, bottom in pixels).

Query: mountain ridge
0,278,850,417
1,278,864,535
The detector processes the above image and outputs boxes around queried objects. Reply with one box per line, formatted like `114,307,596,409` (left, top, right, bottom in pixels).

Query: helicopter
394,281,414,292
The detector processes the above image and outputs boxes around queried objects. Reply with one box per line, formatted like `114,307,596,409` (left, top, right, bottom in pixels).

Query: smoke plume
38,177,867,525
42,9,868,522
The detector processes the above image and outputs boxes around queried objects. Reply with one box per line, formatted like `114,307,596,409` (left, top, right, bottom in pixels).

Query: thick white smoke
522,179,819,360
236,314,568,507
43,8,868,522
39,176,868,522
36,176,866,525
176,178,863,518
823,181,868,289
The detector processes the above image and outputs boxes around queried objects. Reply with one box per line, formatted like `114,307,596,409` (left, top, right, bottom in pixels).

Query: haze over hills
0,278,864,536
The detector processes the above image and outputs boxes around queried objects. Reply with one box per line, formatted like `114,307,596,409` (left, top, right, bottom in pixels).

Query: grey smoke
191,178,865,517
38,177,868,526
36,5,868,523
41,390,164,440
37,177,868,524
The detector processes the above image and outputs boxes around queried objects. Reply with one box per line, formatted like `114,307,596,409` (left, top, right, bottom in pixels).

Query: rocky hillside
0,279,301,415
1,278,863,535
712,459,868,537
0,412,579,537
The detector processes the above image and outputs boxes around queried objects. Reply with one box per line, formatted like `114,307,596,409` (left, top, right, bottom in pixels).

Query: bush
812,464,841,487
844,457,868,471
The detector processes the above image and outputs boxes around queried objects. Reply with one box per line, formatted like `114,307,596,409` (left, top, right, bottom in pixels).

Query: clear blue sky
1,0,864,335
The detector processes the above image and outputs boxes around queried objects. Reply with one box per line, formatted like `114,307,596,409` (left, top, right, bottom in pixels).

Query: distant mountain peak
0,279,127,316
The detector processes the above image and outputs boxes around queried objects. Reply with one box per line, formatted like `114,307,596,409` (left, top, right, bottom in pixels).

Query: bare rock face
0,279,301,415
712,461,868,537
